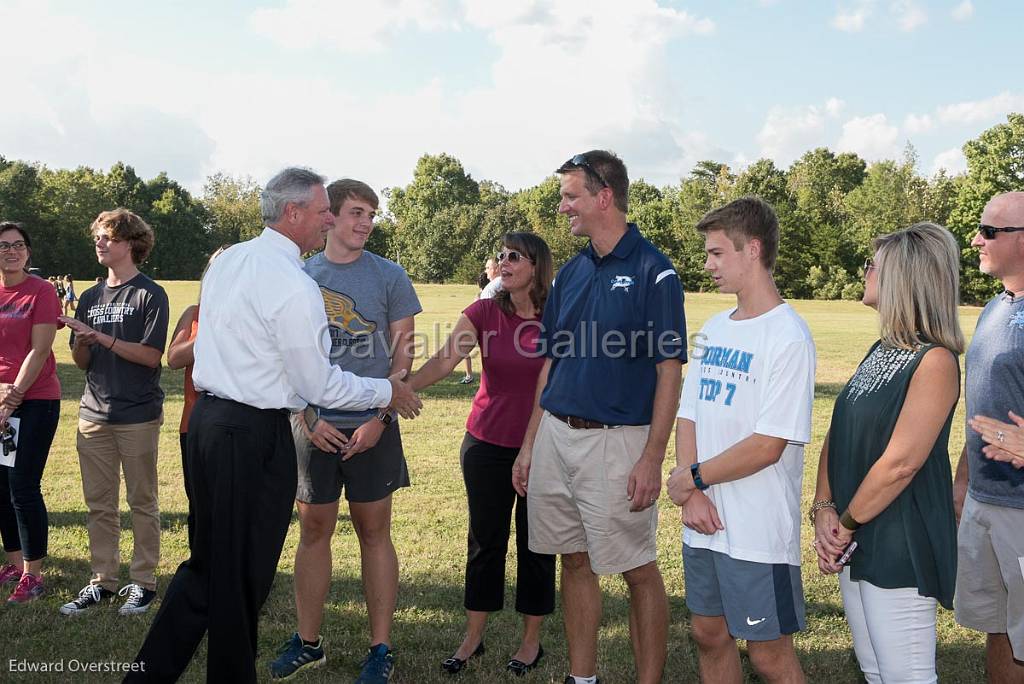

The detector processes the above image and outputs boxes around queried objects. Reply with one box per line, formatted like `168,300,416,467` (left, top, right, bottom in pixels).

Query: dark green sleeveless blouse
827,341,958,608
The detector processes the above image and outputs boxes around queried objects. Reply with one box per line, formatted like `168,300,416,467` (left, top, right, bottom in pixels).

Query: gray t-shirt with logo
965,293,1024,509
71,273,169,424
304,251,421,427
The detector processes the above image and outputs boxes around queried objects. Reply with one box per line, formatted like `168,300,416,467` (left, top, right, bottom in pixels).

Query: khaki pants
77,416,162,591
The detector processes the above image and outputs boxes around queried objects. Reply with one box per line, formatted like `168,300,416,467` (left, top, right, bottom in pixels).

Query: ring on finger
997,430,1005,443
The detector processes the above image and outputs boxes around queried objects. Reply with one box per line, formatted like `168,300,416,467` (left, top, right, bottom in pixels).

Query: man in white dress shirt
127,168,422,683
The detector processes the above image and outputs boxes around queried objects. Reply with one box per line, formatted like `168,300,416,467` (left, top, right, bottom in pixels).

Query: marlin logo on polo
610,275,634,292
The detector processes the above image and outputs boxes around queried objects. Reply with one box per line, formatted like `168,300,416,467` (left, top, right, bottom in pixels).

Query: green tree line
2,114,1022,303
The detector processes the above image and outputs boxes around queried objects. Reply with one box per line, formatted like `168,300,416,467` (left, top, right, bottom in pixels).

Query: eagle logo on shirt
610,275,634,292
319,287,376,336
1009,310,1024,330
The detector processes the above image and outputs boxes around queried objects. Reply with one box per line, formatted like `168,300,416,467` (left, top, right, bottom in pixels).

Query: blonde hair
873,222,964,354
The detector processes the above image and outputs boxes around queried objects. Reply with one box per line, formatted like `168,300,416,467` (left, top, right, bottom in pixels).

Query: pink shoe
0,563,21,584
8,572,44,604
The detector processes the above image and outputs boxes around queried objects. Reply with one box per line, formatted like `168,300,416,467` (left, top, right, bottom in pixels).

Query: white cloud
903,113,934,134
951,0,974,21
756,99,846,166
931,147,967,175
836,113,902,160
891,0,926,31
825,97,846,117
248,0,459,53
937,91,1024,125
831,1,873,31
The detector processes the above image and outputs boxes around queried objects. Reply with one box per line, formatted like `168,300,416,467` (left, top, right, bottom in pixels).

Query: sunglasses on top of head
978,224,1024,240
566,154,609,188
497,249,534,264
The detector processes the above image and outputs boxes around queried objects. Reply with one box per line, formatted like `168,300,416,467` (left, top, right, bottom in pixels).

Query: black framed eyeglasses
497,249,534,264
566,154,609,188
0,241,27,252
979,224,1024,240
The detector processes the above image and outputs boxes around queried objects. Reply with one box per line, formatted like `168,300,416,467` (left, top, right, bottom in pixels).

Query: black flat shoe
442,641,485,674
506,644,544,676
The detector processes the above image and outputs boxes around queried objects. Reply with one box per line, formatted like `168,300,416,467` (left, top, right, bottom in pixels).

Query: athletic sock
570,676,598,684
302,637,321,648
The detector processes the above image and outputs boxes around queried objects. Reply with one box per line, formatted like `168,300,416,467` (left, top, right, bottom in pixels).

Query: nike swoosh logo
746,617,766,626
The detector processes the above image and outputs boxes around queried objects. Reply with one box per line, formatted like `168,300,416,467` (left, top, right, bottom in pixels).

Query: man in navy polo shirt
512,150,686,684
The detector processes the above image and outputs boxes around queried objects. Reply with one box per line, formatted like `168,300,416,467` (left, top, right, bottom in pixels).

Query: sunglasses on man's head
566,154,609,188
497,249,534,264
978,224,1024,240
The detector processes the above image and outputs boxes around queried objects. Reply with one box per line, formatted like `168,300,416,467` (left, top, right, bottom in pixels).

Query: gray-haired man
127,168,421,683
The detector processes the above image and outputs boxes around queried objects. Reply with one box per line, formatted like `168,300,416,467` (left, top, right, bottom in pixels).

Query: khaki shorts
527,411,656,575
955,494,1024,660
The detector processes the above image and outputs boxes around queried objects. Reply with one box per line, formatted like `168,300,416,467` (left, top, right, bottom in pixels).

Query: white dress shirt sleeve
272,285,393,411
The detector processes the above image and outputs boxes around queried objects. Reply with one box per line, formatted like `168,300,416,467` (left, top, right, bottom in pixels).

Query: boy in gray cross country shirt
60,209,169,618
270,180,421,683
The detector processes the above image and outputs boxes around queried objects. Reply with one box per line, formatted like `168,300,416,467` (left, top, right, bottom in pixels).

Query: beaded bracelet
807,499,836,526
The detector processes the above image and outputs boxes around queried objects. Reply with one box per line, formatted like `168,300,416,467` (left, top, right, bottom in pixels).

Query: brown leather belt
551,413,621,430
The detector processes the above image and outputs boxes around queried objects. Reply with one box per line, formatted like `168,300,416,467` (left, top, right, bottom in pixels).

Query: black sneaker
59,584,115,615
118,583,157,615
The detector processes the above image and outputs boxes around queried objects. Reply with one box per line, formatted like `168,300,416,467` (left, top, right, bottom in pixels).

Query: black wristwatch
376,410,394,426
690,463,710,491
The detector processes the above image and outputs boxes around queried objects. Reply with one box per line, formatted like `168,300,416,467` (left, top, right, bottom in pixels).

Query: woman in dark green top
812,222,963,683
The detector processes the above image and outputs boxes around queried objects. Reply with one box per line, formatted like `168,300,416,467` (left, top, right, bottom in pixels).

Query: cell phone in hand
837,541,858,566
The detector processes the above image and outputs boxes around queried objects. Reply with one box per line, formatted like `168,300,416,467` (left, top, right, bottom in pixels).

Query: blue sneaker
269,633,325,681
355,643,394,683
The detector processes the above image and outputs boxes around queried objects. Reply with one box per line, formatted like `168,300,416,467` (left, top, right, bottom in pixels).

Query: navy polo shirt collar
586,223,642,263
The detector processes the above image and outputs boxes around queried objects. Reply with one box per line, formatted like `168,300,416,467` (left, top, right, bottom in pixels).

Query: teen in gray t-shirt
304,251,421,427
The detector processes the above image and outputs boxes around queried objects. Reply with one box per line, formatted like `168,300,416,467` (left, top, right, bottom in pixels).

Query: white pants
839,568,938,684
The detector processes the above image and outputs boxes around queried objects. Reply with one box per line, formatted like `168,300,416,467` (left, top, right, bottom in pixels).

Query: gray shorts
294,420,409,504
683,544,805,641
955,494,1024,660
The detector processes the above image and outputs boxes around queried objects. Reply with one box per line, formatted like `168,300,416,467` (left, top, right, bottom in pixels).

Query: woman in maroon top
0,222,62,604
412,232,555,676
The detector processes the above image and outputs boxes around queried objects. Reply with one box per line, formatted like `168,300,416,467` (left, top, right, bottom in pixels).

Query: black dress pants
460,432,555,615
126,394,297,683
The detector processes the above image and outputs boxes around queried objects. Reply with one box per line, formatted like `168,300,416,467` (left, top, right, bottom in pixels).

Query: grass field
0,281,987,683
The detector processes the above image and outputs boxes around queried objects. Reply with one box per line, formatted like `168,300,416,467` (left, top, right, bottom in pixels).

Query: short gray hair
260,167,327,224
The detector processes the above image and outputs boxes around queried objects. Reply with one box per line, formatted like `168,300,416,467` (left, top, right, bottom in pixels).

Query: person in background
63,274,77,315
953,191,1024,680
59,209,170,617
460,259,501,385
813,223,962,683
165,245,230,551
0,221,62,604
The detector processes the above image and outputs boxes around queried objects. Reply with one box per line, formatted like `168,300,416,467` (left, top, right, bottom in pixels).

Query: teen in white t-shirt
678,303,814,565
667,196,816,683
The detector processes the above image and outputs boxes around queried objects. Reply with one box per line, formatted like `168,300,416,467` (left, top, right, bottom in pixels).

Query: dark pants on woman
127,394,297,683
178,432,195,551
460,432,555,615
0,399,60,562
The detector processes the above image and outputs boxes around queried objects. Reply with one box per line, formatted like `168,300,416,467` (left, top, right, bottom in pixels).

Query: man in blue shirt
954,191,1024,680
513,150,686,684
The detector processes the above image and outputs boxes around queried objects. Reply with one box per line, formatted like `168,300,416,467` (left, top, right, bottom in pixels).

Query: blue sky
1,0,1021,195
